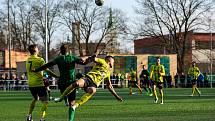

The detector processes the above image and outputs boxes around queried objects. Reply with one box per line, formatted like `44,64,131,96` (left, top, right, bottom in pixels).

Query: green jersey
26,55,45,87
86,58,111,87
150,64,165,82
51,54,81,85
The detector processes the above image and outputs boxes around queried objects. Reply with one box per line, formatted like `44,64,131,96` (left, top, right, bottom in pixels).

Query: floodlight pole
8,0,12,79
210,18,213,88
45,0,48,62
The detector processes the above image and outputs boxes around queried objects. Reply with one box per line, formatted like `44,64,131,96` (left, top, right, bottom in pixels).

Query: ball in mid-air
95,0,104,6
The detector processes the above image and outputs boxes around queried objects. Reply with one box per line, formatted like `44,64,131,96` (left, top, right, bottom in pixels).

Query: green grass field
0,88,215,121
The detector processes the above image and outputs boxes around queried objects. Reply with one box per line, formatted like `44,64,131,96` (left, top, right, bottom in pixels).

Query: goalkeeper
54,55,123,112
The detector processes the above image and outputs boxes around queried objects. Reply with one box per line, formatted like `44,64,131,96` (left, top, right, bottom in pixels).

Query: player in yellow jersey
150,57,165,104
26,44,58,121
129,69,142,95
188,61,201,96
54,55,123,111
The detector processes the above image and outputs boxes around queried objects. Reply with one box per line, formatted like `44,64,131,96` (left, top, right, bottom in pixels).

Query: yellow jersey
86,58,111,87
188,66,200,80
150,64,165,82
26,55,45,87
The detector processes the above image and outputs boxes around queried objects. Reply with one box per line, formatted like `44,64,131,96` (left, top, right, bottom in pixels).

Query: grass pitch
0,88,215,121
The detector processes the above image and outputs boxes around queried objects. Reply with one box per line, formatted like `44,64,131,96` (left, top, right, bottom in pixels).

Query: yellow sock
160,90,164,102
129,87,132,94
192,85,196,95
60,85,75,100
75,93,94,107
28,99,37,115
153,88,158,99
41,102,48,119
136,84,142,94
195,87,201,94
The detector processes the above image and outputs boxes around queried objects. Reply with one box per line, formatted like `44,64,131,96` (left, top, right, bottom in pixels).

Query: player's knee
39,96,48,102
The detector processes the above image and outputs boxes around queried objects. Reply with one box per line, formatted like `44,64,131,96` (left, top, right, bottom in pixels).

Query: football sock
28,99,37,115
148,87,152,93
192,85,196,95
129,87,132,94
160,89,164,102
69,107,75,121
142,86,148,93
41,102,48,119
75,93,93,107
60,85,76,100
153,88,158,99
136,84,142,94
195,87,201,94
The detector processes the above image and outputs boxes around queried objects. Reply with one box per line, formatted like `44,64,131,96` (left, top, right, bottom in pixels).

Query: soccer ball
95,0,104,6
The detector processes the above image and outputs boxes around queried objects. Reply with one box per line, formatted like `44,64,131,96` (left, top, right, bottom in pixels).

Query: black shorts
191,79,197,85
129,81,138,87
82,76,97,90
59,84,76,101
152,81,163,89
29,86,48,100
141,77,150,85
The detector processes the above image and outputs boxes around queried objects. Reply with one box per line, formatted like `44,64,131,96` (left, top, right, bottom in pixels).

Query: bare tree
9,0,37,51
61,0,128,56
32,0,62,58
134,0,212,73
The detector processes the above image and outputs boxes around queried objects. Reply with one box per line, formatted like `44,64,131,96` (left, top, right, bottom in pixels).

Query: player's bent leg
40,96,48,120
58,79,85,102
158,83,164,104
27,99,37,121
153,84,158,103
73,87,96,110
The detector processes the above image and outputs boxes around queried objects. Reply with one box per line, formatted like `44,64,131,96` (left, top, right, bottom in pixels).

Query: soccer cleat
54,97,61,103
26,115,33,121
160,100,164,104
198,91,201,97
154,98,158,103
40,118,45,121
71,105,76,111
189,94,194,97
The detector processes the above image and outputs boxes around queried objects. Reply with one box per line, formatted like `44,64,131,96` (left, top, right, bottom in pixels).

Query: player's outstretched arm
106,78,123,102
77,54,97,65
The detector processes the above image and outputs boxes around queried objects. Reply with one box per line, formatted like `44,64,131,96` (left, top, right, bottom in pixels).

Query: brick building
134,31,215,73
0,49,28,73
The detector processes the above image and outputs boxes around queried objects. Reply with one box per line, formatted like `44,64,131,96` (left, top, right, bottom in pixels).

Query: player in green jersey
140,65,152,96
26,44,58,121
188,61,201,96
150,57,165,104
34,44,91,121
54,55,123,112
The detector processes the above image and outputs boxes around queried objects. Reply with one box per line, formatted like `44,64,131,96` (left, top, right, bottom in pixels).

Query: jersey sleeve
160,65,165,76
95,58,106,65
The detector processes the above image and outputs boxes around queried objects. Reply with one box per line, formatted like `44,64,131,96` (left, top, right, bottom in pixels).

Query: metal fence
1,75,215,91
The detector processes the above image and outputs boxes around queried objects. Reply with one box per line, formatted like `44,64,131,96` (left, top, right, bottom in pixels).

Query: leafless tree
9,0,37,51
60,0,128,56
32,0,62,58
134,0,212,73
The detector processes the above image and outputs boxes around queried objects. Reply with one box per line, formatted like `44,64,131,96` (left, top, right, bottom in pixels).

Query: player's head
142,65,146,69
156,57,161,65
105,55,114,68
192,61,196,67
28,44,39,55
60,44,69,55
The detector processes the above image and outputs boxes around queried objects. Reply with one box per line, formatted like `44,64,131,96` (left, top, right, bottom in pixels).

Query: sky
104,0,136,18
103,0,137,53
